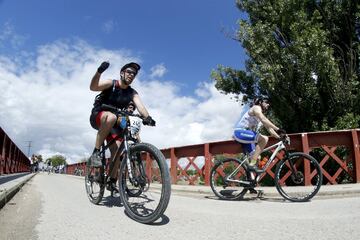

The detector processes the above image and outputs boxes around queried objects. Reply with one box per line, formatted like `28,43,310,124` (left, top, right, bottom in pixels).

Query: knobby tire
275,152,322,202
210,158,248,200
119,142,171,224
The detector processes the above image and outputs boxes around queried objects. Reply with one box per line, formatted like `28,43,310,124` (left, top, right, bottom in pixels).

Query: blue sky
0,0,246,163
0,0,246,94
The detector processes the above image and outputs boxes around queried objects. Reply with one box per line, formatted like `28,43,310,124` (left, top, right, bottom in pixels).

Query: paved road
0,173,30,185
1,172,359,240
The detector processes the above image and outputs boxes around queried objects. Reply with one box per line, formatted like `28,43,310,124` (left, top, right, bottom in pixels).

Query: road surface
0,172,359,240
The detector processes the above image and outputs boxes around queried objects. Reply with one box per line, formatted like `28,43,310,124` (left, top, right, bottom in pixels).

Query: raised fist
97,61,110,74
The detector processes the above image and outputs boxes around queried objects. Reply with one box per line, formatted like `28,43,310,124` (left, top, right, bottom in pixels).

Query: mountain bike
210,135,323,202
74,167,83,176
85,104,171,223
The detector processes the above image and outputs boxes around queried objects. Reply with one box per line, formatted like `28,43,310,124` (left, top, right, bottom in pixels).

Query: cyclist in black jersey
88,61,155,188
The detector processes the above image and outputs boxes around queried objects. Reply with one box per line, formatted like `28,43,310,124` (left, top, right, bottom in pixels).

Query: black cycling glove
143,116,156,126
276,129,287,140
276,128,286,135
97,61,110,74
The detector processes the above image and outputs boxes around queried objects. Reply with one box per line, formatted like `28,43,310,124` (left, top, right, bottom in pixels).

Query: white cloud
150,63,167,78
0,21,27,49
102,20,115,34
0,39,242,164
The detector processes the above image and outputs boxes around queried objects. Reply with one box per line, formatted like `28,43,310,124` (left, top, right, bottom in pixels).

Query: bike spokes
85,163,105,204
119,143,171,224
210,159,248,200
275,153,322,202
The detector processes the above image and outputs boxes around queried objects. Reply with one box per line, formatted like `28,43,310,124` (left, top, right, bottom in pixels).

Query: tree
31,154,43,164
211,0,360,132
46,155,67,167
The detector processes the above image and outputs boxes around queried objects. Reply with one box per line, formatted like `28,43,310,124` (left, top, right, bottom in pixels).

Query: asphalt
0,172,36,209
1,172,360,209
170,182,360,199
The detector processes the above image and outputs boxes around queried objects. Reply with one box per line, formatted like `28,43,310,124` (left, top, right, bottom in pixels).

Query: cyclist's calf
250,134,268,164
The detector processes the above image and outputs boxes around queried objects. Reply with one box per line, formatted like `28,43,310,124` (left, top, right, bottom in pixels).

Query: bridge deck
0,173,360,240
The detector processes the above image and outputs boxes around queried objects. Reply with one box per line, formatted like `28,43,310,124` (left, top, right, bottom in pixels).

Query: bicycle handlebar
281,134,291,145
101,104,143,119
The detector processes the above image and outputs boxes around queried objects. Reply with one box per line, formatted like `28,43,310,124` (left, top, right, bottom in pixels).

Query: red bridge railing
0,127,31,174
67,162,87,175
66,129,360,186
161,129,360,186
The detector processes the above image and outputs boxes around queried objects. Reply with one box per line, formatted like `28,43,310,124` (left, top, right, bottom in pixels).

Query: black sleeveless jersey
92,80,138,113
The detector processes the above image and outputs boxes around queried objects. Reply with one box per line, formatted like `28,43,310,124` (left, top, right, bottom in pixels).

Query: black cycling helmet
121,62,141,73
254,97,270,105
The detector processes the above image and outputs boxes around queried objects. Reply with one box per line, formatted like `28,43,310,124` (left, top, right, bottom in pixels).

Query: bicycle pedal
106,183,119,193
248,188,258,194
257,190,264,198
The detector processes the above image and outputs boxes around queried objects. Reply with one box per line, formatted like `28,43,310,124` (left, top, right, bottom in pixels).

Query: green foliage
46,155,67,167
31,154,43,163
214,153,245,164
212,0,360,132
334,113,360,130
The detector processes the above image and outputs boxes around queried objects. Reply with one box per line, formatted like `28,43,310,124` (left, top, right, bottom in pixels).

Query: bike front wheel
210,158,248,200
119,142,171,224
85,162,105,205
275,152,323,202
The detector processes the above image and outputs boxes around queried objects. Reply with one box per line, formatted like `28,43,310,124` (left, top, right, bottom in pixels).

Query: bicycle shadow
99,192,171,225
124,211,170,226
100,194,124,207
122,194,170,226
204,191,287,203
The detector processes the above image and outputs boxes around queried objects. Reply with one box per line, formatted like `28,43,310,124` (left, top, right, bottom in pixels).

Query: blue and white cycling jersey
233,103,262,155
234,103,261,131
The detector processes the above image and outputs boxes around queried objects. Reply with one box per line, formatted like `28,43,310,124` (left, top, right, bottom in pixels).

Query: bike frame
97,119,139,185
226,139,288,184
257,140,287,176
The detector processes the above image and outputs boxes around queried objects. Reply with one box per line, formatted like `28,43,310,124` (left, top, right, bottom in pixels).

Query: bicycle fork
123,138,143,187
121,137,135,181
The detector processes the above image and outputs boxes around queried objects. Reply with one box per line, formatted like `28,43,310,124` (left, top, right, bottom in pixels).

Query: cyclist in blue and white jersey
233,98,285,172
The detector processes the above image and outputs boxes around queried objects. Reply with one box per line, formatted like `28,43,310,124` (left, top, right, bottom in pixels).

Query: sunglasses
125,69,137,75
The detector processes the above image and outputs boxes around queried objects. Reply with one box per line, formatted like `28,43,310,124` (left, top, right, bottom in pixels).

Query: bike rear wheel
210,158,248,200
119,142,171,224
275,152,323,202
85,162,105,205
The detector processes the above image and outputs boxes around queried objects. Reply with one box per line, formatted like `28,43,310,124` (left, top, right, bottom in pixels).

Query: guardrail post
6,142,10,174
13,143,17,173
11,142,15,173
82,162,86,173
10,146,14,173
204,143,212,186
17,149,22,172
1,134,6,175
351,130,360,183
170,148,177,184
301,133,311,185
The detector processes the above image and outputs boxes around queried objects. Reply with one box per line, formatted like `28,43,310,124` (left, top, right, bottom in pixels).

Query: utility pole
25,141,32,158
